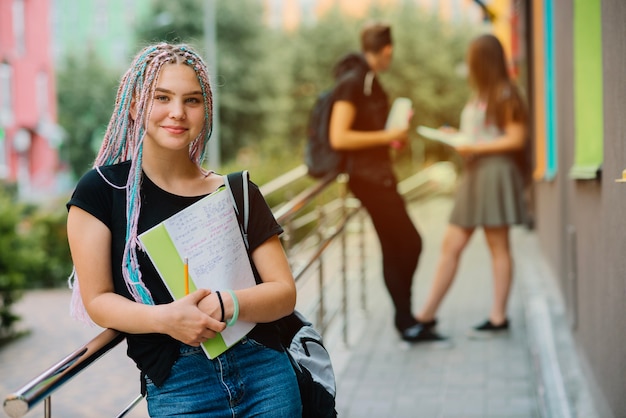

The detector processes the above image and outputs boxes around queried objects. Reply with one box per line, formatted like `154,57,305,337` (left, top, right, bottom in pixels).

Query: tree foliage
19,204,73,289
134,0,205,48
213,0,288,160
0,187,26,339
0,185,73,340
56,50,118,179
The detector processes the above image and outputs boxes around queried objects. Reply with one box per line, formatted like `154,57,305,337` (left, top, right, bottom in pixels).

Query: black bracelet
216,291,225,323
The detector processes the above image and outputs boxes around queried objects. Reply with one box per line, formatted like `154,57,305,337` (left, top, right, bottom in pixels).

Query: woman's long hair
70,43,214,318
466,34,526,129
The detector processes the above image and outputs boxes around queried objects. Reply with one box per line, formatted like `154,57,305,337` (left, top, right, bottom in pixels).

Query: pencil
184,257,189,295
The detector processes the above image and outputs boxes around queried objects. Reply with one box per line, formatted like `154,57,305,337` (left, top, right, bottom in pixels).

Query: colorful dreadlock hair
69,43,214,321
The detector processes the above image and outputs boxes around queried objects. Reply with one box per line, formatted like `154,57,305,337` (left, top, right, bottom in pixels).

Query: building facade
0,0,64,201
529,0,626,416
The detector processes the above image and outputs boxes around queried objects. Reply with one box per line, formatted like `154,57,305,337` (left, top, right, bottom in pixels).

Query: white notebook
385,98,413,130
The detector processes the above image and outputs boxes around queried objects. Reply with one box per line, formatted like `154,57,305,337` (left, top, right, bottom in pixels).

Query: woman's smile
161,125,189,135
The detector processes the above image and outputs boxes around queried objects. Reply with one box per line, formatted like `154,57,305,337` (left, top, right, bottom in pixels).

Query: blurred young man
329,22,444,343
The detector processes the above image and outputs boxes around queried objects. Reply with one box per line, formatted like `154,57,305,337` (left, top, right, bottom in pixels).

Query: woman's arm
67,206,225,346
329,100,408,150
456,119,526,159
199,235,296,324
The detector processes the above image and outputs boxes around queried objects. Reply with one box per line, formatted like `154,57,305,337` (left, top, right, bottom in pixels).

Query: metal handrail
3,329,125,418
3,163,446,417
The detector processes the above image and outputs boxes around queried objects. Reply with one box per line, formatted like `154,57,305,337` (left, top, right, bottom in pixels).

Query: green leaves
0,187,73,339
0,188,26,339
57,50,118,179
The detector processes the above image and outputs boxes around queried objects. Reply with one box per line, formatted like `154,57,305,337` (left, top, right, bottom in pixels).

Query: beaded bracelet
225,289,239,327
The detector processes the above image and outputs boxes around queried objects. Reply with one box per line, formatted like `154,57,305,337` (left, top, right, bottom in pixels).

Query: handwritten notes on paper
163,190,252,292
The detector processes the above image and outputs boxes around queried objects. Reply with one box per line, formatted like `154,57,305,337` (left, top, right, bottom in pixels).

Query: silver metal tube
3,329,124,418
115,394,145,418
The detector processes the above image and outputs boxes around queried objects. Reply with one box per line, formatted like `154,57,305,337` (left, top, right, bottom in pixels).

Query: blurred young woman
416,34,529,337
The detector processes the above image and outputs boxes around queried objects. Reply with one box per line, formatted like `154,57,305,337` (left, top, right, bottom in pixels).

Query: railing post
359,209,367,311
338,174,350,345
282,218,293,261
316,205,325,328
281,190,295,260
44,397,50,418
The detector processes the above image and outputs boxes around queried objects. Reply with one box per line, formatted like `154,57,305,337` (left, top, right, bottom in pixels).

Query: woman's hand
439,125,458,134
198,291,226,323
388,127,409,149
455,144,476,162
158,289,226,346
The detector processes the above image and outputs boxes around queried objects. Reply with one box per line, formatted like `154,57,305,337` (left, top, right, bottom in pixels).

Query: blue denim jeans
145,338,301,417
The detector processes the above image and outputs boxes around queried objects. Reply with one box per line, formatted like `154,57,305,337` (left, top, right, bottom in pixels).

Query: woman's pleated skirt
449,155,528,228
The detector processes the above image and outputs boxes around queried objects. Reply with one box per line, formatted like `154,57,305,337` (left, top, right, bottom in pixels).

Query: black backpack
224,171,338,418
305,53,372,179
305,89,344,179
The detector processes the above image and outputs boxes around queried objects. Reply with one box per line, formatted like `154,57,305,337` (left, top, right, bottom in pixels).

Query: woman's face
142,63,206,154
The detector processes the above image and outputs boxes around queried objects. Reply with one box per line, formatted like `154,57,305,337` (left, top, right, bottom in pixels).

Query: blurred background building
0,0,64,201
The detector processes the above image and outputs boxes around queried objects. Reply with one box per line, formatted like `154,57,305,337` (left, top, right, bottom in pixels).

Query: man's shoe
401,323,447,343
468,319,510,339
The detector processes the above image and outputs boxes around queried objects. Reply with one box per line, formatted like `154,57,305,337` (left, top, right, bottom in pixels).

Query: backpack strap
224,170,250,250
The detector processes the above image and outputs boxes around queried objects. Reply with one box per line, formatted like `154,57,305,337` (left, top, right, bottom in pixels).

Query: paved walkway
1,194,597,417
326,195,598,418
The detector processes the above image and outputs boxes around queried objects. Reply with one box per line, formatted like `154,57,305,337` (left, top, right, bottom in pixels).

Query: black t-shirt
67,161,283,386
333,54,396,186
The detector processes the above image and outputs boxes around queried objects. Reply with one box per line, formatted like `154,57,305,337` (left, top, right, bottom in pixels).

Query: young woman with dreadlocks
66,43,300,417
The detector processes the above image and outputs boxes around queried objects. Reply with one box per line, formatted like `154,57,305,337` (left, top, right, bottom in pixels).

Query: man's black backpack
305,89,345,179
305,53,372,179
224,171,338,418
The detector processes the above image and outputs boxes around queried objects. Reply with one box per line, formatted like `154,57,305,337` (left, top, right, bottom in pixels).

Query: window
36,71,49,119
0,63,13,179
0,126,6,179
13,0,26,56
569,0,603,179
0,63,13,127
